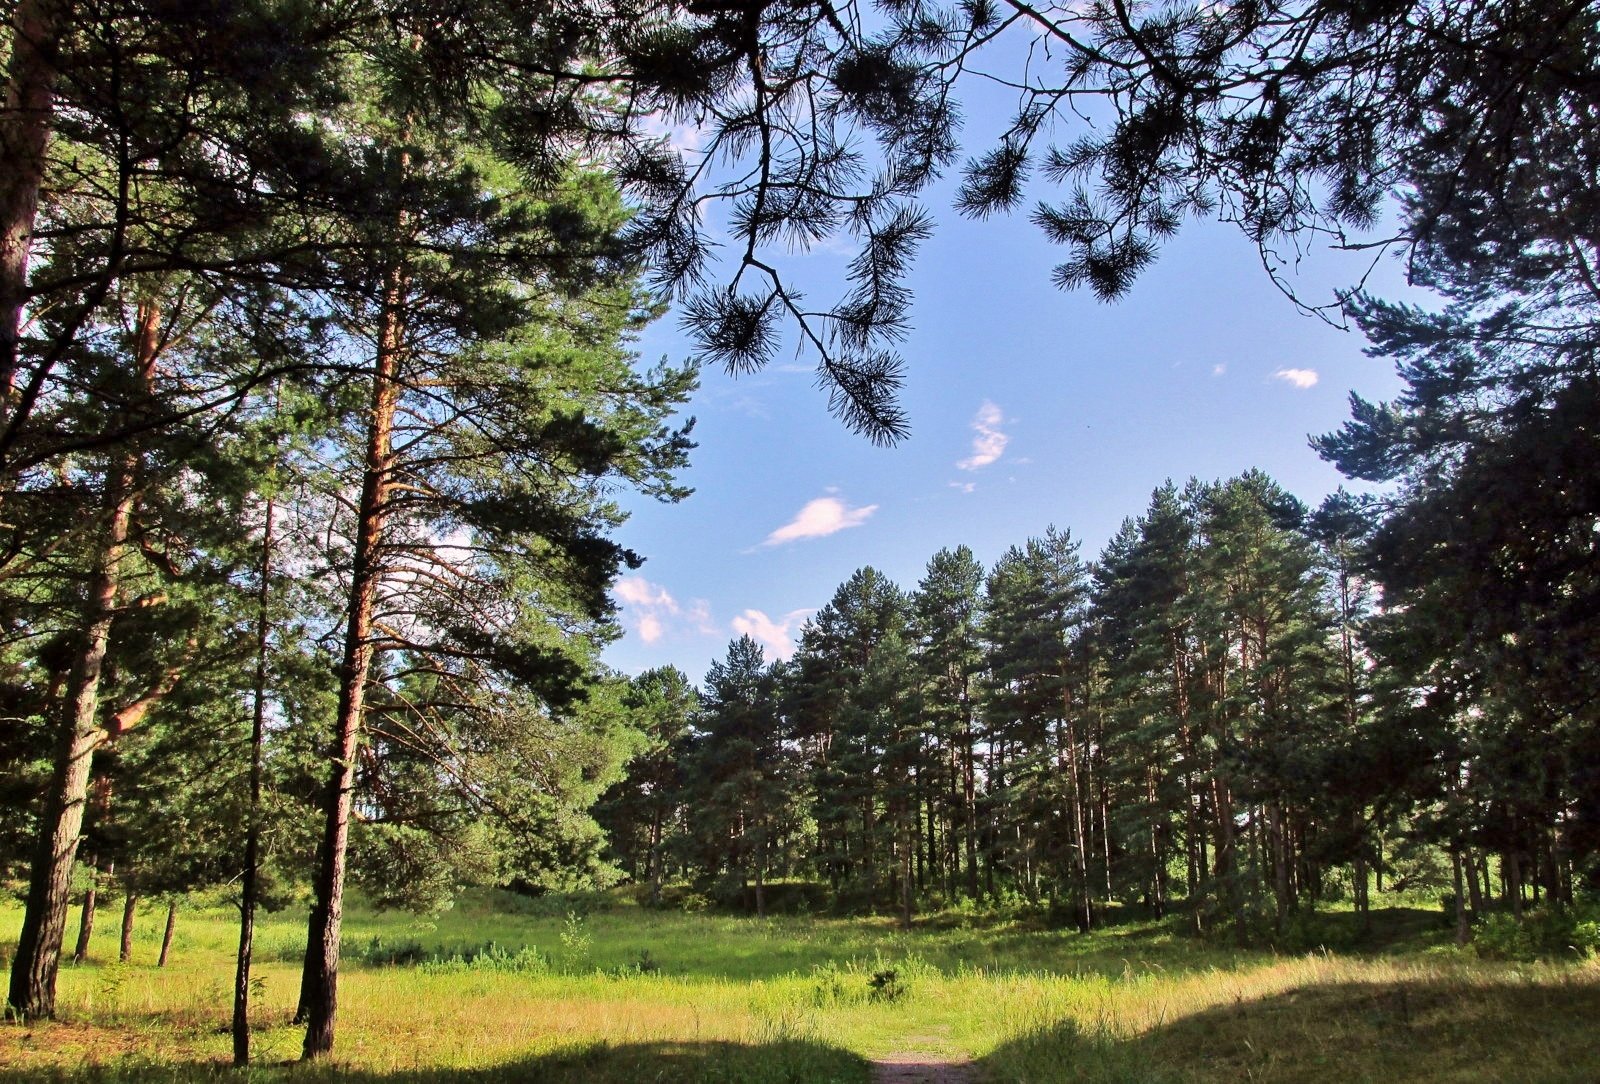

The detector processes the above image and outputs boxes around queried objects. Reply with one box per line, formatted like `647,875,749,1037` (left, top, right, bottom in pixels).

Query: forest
2,0,1597,1080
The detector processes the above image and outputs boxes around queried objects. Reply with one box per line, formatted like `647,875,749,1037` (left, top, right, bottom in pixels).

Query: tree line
600,469,1596,940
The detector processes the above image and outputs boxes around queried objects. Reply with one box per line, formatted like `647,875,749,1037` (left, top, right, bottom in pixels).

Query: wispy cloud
1212,364,1227,377
957,400,1009,471
731,608,812,661
762,496,878,546
614,575,715,645
949,481,976,494
1272,367,1319,389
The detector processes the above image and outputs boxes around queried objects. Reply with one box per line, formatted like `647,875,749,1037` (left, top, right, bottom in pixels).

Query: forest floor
2,889,1598,1082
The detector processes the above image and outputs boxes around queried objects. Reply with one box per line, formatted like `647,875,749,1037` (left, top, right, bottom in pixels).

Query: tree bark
157,899,176,967
0,0,59,413
6,298,162,1018
1450,848,1470,946
234,481,275,1064
118,888,137,963
300,266,406,1060
71,869,95,966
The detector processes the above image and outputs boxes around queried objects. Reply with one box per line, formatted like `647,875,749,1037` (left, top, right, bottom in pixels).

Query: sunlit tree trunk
233,479,274,1063
118,886,137,963
300,262,406,1059
7,298,158,1018
0,0,58,413
157,900,176,967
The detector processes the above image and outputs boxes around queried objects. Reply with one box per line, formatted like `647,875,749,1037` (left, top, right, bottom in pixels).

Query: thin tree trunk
72,859,96,965
0,0,59,412
648,810,664,907
1061,700,1091,931
1450,848,1470,946
1464,848,1484,917
300,264,406,1060
900,810,913,930
234,479,275,1063
158,899,176,967
118,887,137,963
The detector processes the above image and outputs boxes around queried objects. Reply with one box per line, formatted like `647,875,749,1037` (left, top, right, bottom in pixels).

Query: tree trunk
234,480,275,1064
6,298,162,1018
72,856,98,965
1060,702,1092,932
0,0,59,413
648,810,664,907
300,269,406,1060
158,899,176,967
7,445,140,1015
118,888,137,963
961,714,978,898
1450,848,1470,946
1464,848,1484,917
754,822,766,919
900,814,913,930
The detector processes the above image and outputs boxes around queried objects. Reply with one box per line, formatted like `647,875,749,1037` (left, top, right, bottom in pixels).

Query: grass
2,891,1597,1082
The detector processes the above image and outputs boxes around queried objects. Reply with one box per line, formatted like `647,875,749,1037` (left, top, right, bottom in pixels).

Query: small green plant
420,942,549,975
559,910,593,972
867,967,904,1003
610,948,662,977
809,960,858,1006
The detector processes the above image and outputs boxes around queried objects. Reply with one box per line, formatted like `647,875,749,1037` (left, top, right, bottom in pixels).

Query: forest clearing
4,891,1599,1082
5,0,1598,1080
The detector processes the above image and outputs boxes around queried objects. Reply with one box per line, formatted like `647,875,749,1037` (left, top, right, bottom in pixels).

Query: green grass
3,892,1597,1082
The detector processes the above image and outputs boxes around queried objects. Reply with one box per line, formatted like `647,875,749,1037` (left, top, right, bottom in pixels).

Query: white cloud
615,576,676,609
949,481,976,494
641,111,706,155
614,575,714,646
957,400,1009,471
686,599,717,635
1212,363,1227,377
762,496,878,546
1272,367,1319,389
731,608,812,661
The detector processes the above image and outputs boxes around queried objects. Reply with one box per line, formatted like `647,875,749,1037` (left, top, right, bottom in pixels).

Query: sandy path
870,1050,976,1084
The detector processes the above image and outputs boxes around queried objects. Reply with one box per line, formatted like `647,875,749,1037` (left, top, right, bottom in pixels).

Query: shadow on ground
977,974,1600,1083
0,1038,869,1084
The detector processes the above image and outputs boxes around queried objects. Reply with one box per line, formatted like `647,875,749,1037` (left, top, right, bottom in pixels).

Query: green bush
1474,901,1600,960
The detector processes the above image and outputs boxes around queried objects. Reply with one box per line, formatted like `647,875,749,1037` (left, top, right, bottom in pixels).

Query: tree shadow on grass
978,974,1600,1082
0,1037,869,1084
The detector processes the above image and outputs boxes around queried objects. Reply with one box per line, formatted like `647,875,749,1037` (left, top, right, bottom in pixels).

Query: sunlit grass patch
3,896,1597,1082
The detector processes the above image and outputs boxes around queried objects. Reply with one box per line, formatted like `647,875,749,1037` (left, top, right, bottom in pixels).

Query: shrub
1473,901,1600,960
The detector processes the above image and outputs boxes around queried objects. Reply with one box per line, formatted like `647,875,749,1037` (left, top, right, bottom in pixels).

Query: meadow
3,891,1598,1083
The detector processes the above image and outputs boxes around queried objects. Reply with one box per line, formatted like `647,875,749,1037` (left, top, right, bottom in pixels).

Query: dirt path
870,1050,976,1084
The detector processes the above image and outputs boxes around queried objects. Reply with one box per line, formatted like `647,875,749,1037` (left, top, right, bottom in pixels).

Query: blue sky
604,129,1417,681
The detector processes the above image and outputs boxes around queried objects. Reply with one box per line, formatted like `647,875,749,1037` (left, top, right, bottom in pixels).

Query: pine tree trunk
755,824,766,919
1060,698,1092,932
962,731,978,898
1464,849,1484,916
1450,848,1470,946
0,0,59,413
118,888,137,963
648,811,664,907
72,855,99,965
300,271,406,1060
6,399,144,1015
158,900,176,967
234,483,275,1064
900,809,913,930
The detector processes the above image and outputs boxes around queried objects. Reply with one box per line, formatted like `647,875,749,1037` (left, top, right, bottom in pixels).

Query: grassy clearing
2,893,1596,1082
